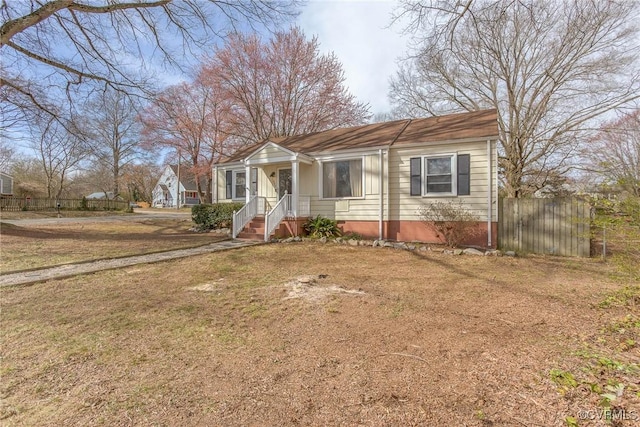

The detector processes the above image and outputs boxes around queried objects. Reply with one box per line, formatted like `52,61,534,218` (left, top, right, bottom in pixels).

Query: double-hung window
225,168,258,200
322,158,363,199
410,153,470,197
425,155,455,195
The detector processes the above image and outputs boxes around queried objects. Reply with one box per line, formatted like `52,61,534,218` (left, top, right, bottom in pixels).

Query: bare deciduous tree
140,80,230,202
0,140,15,171
122,161,162,203
31,115,90,199
84,89,145,197
390,0,640,197
585,110,640,196
0,0,299,125
200,26,370,144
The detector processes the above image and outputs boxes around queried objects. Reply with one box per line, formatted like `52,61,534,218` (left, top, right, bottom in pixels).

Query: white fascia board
391,136,499,151
310,145,390,161
217,162,244,169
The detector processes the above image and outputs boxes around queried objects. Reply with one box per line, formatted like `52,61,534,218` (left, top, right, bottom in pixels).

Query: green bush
192,203,244,230
303,215,341,238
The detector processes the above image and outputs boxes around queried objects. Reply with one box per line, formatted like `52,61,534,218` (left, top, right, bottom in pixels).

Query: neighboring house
0,172,14,196
86,191,123,200
213,109,499,247
152,165,206,208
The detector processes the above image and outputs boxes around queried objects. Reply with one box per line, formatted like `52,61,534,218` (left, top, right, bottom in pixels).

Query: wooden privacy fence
0,197,128,212
499,198,591,257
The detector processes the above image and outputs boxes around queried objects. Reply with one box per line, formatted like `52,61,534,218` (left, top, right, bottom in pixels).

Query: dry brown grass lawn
0,218,226,272
1,243,638,426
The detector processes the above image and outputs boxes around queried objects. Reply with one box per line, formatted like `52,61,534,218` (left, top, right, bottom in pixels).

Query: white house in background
0,172,14,196
152,165,205,208
213,109,499,247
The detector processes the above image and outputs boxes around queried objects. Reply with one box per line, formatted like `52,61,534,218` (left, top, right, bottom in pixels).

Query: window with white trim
233,171,246,199
322,158,363,199
409,153,470,197
425,155,455,195
225,169,249,200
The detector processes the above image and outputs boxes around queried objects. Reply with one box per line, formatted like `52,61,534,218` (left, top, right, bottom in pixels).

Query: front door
278,168,292,200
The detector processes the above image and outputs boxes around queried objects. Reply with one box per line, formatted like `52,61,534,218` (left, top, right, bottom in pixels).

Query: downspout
386,119,412,241
378,148,384,240
213,166,218,203
487,139,492,248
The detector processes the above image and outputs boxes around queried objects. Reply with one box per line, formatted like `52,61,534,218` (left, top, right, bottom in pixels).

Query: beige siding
388,140,497,221
308,153,385,221
214,141,496,224
250,145,290,163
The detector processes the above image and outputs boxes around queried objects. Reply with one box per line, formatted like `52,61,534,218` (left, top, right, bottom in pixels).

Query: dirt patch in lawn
1,243,638,426
0,218,226,272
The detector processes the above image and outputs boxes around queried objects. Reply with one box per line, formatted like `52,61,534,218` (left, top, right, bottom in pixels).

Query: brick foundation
335,220,498,248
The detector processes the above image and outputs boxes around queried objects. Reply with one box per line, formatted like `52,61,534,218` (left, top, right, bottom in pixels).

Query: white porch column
291,159,299,218
245,164,251,204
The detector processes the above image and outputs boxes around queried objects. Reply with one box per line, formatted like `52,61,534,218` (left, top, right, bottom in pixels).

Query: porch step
236,231,265,241
236,219,288,241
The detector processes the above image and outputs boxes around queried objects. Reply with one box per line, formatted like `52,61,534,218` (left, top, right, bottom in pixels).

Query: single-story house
152,165,206,208
213,109,499,247
0,172,14,196
86,191,123,200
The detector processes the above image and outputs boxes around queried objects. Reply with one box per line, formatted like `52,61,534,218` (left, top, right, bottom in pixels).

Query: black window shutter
410,157,421,196
225,170,232,199
457,154,470,196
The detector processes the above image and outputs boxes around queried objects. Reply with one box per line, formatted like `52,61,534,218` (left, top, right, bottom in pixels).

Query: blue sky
297,1,410,116
4,1,410,156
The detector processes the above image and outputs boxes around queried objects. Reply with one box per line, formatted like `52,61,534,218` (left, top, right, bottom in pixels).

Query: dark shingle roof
169,165,208,191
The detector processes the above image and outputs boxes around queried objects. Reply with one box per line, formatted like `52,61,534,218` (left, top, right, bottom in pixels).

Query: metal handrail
264,193,291,242
232,195,258,238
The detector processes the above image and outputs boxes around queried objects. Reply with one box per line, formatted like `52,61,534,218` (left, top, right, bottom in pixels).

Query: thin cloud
297,1,409,116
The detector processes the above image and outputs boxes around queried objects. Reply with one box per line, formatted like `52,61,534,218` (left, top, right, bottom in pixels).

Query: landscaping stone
504,251,517,257
348,239,359,246
297,275,316,284
407,244,416,251
319,236,327,244
484,250,502,257
463,248,484,256
383,242,394,248
418,246,428,252
453,249,464,255
293,236,302,242
335,237,343,244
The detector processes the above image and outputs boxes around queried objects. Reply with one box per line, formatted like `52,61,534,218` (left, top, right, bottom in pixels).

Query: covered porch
219,143,314,241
